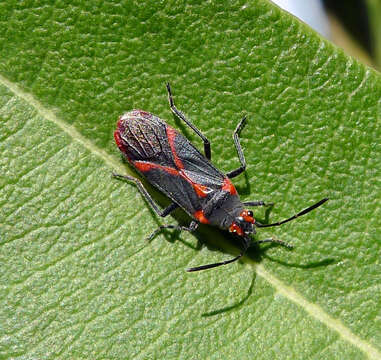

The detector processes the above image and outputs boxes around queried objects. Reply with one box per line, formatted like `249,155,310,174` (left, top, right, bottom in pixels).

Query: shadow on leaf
262,252,337,269
202,271,256,317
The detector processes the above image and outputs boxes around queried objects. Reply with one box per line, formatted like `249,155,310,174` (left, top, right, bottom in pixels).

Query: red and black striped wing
114,110,237,219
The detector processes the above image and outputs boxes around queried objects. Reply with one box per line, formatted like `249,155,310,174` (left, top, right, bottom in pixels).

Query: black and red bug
113,83,328,272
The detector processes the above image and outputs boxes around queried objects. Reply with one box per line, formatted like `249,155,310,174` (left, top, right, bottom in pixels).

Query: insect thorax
206,192,244,230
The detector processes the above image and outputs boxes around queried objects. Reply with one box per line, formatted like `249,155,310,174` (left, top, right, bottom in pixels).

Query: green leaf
1,1,380,359
367,0,381,68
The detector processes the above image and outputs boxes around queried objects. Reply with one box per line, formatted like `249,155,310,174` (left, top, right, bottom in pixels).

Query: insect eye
229,222,243,236
240,210,255,224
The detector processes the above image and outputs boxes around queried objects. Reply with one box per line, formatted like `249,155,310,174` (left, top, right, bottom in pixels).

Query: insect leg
160,202,179,217
147,220,199,241
226,116,247,179
112,173,179,217
187,235,251,272
253,238,293,249
166,82,211,160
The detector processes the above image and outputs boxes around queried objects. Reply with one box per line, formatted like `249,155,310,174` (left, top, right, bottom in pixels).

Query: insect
113,83,328,272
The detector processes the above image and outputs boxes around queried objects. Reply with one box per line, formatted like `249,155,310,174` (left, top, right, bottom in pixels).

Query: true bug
113,83,328,272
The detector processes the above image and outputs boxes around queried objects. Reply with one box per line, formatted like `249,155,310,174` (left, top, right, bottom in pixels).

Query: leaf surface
1,1,380,359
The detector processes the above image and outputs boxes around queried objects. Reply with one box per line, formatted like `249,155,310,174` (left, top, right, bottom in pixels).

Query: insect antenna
186,236,250,272
256,198,328,228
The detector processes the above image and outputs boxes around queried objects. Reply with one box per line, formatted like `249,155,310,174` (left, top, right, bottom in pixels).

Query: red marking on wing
194,210,210,224
134,160,211,198
222,178,237,195
192,183,210,198
134,161,178,176
166,126,184,169
179,170,210,198
114,130,125,152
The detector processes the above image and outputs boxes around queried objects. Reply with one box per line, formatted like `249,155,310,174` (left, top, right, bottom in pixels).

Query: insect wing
171,129,226,190
115,110,228,216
